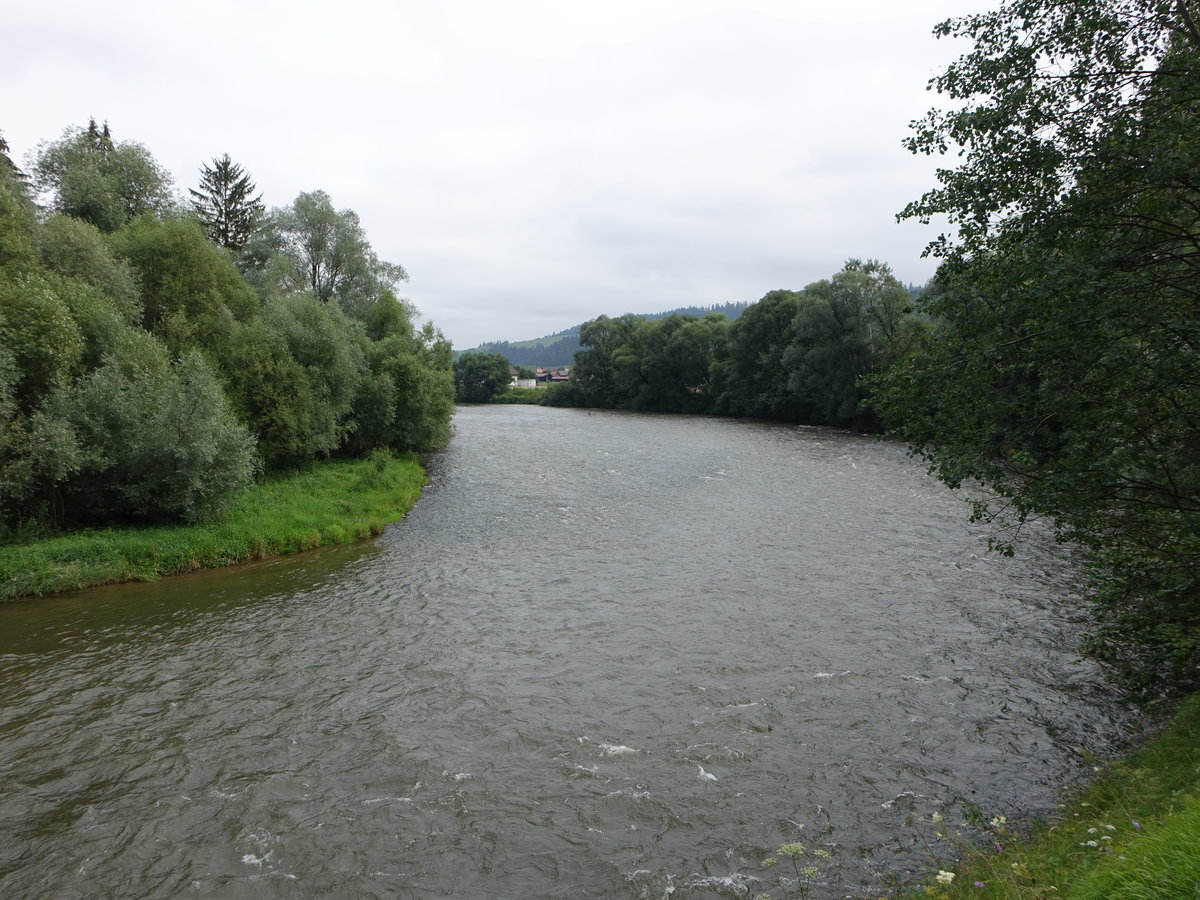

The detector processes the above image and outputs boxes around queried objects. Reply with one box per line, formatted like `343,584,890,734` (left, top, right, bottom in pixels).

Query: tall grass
910,694,1200,899
0,452,426,601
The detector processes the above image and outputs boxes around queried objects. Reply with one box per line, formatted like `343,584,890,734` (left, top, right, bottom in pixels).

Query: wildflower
1102,824,1115,831
1132,820,1142,831
802,865,819,879
1087,827,1098,834
1081,840,1098,848
935,870,955,885
989,815,1007,829
974,882,986,889
778,842,805,857
761,857,776,867
931,812,944,825
813,849,832,859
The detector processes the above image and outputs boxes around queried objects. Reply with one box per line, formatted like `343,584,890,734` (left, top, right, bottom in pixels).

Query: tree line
537,259,925,430
0,121,453,532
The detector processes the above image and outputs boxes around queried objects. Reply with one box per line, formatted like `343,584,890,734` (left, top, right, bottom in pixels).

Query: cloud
2,0,983,349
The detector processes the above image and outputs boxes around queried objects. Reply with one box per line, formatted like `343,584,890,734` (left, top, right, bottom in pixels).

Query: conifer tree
189,153,264,252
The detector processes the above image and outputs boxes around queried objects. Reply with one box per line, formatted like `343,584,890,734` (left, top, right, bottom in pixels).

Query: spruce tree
189,153,264,252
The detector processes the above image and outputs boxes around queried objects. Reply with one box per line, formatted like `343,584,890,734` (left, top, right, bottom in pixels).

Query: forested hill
459,301,750,367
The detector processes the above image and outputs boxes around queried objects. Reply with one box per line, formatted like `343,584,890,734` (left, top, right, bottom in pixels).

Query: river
0,405,1139,898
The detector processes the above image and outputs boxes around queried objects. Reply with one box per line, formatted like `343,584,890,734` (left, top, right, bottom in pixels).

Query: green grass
0,452,427,601
909,694,1200,899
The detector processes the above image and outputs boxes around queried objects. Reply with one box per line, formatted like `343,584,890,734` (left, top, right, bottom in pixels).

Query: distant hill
459,301,751,368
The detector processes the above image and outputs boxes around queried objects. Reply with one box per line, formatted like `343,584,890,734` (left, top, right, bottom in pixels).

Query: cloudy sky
3,0,985,350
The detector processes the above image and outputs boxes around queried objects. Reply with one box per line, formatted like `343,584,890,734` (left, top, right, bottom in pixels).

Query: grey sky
3,1,984,349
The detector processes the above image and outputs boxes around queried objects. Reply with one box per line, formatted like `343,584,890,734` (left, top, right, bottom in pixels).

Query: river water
0,405,1139,898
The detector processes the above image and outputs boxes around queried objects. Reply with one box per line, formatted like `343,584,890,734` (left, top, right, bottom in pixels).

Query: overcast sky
3,1,986,350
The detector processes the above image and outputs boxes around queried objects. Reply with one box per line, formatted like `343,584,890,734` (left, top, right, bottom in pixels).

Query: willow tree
32,120,173,233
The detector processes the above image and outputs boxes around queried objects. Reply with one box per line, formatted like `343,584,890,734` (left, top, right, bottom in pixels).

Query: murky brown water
0,406,1139,898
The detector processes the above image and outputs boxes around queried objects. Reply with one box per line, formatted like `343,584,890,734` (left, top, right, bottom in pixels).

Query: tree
254,190,407,313
566,314,644,408
189,153,264,252
0,133,36,273
370,322,454,450
58,339,257,523
32,120,173,232
783,260,915,429
0,273,83,411
711,290,805,420
878,0,1200,692
35,215,141,324
108,215,258,352
453,351,512,403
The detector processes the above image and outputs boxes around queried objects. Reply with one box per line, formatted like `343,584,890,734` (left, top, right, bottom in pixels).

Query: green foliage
712,289,805,419
253,190,408,313
879,0,1200,693
783,260,913,429
58,341,258,523
32,120,173,233
366,324,455,451
0,148,37,274
568,314,644,408
0,272,84,410
559,261,918,426
1,121,453,536
189,153,264,252
35,215,140,323
257,293,365,461
109,214,257,351
453,350,513,403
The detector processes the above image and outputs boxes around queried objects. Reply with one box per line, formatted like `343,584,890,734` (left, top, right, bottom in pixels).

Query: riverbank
0,452,426,601
908,693,1200,898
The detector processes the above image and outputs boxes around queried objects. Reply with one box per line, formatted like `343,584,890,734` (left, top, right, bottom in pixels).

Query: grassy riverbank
0,452,426,601
907,694,1200,899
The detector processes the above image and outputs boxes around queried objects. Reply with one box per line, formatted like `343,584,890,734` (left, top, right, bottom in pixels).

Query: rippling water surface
0,406,1140,898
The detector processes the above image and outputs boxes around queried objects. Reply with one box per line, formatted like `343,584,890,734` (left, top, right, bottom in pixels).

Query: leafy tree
346,294,454,452
189,153,264,252
453,351,512,403
611,314,727,414
218,318,321,467
58,339,257,523
257,292,366,459
711,290,805,419
783,260,915,429
372,323,454,450
253,190,407,314
566,314,644,408
35,215,141,323
109,215,258,352
877,0,1200,692
32,120,173,232
0,273,83,410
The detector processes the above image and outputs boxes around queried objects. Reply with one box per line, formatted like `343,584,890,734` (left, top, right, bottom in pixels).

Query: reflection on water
0,406,1139,898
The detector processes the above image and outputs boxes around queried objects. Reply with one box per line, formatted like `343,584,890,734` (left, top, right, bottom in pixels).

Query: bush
61,340,257,523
